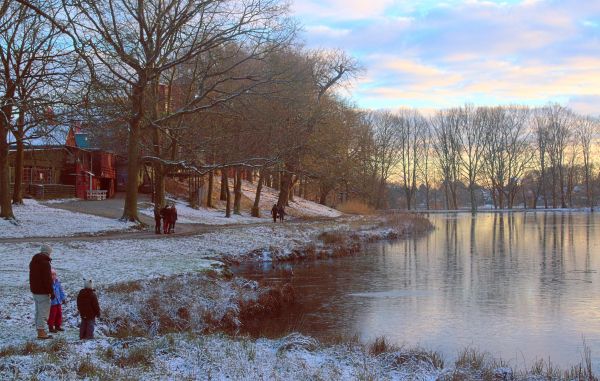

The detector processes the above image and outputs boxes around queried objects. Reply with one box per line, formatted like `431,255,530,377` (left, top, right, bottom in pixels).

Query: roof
8,124,70,147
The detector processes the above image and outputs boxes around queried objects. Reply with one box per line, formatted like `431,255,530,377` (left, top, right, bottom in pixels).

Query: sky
291,0,600,116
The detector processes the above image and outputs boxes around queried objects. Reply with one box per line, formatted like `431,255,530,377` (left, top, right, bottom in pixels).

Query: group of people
29,245,101,340
154,203,178,234
271,204,286,223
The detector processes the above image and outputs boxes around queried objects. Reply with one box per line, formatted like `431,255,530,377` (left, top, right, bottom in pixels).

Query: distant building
8,126,118,199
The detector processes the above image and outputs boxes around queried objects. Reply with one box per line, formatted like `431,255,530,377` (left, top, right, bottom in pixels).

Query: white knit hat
84,278,93,289
40,244,52,255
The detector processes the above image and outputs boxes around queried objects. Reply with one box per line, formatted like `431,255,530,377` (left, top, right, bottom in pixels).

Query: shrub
337,200,375,215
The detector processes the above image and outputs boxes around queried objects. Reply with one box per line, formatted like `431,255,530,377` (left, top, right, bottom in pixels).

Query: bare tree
366,110,401,209
0,3,78,218
431,109,462,210
458,105,486,213
576,116,598,210
396,109,427,210
481,106,532,209
543,104,572,208
46,0,293,222
275,49,361,208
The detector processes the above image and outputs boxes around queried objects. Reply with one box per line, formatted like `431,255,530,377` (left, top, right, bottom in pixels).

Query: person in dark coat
277,205,286,222
153,205,162,234
169,204,178,233
271,204,278,223
77,279,101,340
29,244,54,339
161,205,170,234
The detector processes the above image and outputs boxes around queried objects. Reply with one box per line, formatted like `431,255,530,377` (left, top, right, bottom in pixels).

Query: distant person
48,269,66,333
77,279,100,340
271,204,278,223
277,205,286,222
160,204,170,234
29,244,54,339
153,205,162,234
169,204,178,233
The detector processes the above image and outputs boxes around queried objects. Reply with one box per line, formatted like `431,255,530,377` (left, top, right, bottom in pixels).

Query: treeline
378,104,600,211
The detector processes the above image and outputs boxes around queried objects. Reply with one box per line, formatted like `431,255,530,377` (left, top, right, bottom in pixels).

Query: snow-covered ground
0,199,135,238
138,180,342,224
139,198,271,225
0,333,446,380
0,221,344,345
240,180,342,218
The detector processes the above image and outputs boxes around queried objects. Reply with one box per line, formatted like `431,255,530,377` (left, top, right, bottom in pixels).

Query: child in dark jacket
48,269,66,333
77,279,100,339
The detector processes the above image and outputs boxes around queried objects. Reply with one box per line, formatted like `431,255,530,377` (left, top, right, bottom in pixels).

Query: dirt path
2,194,340,244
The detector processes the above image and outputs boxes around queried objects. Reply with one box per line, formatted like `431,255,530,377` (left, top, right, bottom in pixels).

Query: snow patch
0,199,135,238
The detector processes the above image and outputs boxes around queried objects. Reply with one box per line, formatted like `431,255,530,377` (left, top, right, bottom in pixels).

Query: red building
8,127,118,199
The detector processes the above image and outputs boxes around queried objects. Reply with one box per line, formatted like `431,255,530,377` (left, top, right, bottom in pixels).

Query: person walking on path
277,205,286,222
77,279,100,340
48,269,66,333
154,205,162,234
169,204,178,233
29,244,54,339
161,204,170,234
271,204,278,223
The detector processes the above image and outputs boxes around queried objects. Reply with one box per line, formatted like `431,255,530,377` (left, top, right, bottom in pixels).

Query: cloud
292,0,600,115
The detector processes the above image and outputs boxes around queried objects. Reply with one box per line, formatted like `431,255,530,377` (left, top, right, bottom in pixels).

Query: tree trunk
233,167,242,215
469,183,476,214
277,163,294,207
251,168,265,217
288,175,299,203
319,187,330,205
585,167,593,211
207,170,214,208
224,171,231,218
121,82,145,222
220,170,227,201
12,118,25,204
0,122,13,219
376,178,386,209
153,164,165,208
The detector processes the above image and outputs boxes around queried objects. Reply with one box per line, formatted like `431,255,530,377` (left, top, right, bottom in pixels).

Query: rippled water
236,212,600,369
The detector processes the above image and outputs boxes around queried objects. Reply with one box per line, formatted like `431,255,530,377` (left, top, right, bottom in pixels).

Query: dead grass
369,336,398,356
336,199,375,215
115,345,154,368
454,347,487,370
77,355,101,378
239,283,296,324
380,212,434,234
0,341,46,357
104,280,143,293
317,231,346,244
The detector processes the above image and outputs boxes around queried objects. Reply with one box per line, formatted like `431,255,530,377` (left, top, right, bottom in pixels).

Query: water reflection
236,212,600,369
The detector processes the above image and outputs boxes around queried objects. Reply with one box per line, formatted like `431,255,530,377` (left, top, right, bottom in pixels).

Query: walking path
1,194,336,244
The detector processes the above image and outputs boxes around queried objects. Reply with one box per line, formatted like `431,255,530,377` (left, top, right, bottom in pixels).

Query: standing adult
153,205,162,234
29,244,54,339
277,205,286,222
161,204,170,234
271,204,278,223
169,204,178,233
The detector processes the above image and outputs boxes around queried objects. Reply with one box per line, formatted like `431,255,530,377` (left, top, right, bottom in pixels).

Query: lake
236,212,600,370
